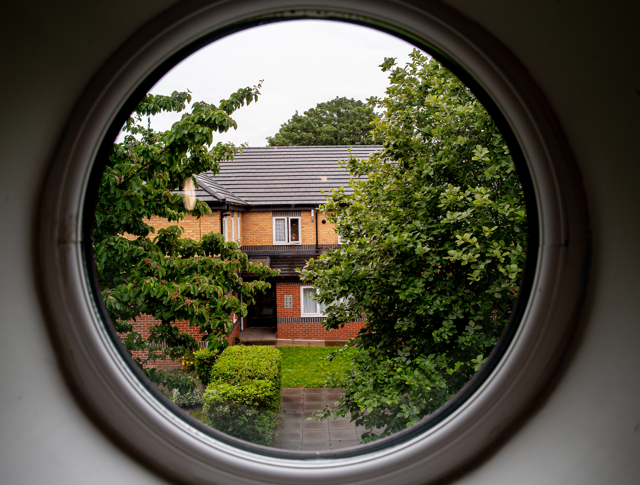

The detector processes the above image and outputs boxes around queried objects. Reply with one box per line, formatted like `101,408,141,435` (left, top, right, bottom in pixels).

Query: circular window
38,1,587,483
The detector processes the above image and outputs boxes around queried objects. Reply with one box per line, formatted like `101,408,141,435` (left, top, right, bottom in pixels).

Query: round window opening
84,18,537,456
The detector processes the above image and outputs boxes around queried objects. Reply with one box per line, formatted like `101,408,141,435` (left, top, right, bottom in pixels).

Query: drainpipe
314,208,319,254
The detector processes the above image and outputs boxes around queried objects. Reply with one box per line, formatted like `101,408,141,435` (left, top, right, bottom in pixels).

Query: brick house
140,145,380,349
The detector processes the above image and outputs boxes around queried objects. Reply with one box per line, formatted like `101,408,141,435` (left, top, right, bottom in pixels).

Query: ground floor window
301,286,326,316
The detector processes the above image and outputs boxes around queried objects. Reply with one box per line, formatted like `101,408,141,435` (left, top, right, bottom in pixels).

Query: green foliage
193,347,220,386
94,84,279,394
202,381,279,445
267,96,376,146
303,50,527,439
211,345,282,392
278,346,356,388
147,368,198,395
172,386,203,408
203,346,282,445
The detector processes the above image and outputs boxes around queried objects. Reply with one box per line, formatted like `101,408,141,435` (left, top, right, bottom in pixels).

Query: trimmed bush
211,345,282,391
203,346,282,446
172,387,203,408
194,348,220,386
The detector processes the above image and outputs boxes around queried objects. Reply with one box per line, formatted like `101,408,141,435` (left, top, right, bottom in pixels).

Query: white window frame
231,213,235,242
272,216,301,245
300,286,327,316
223,216,228,242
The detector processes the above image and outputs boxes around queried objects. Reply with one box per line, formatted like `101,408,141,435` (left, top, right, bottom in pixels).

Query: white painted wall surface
0,1,638,483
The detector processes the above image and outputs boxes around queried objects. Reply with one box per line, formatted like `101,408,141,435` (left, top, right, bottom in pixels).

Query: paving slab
302,419,329,430
273,387,362,452
281,387,303,395
330,428,358,441
304,388,326,394
328,417,354,430
278,420,302,430
282,402,303,412
277,430,302,442
303,430,330,442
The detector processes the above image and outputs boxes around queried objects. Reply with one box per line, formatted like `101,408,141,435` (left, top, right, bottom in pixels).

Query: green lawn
278,346,356,388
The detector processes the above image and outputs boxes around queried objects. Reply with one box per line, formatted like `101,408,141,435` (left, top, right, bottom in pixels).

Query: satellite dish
182,177,196,211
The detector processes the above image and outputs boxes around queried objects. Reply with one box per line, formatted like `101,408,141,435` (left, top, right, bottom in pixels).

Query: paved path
274,388,363,451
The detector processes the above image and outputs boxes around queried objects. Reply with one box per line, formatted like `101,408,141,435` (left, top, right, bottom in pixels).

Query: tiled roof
196,145,381,207
195,175,249,206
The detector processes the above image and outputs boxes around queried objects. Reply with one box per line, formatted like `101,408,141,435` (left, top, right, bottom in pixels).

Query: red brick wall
278,320,364,340
124,315,239,368
276,283,302,318
276,283,363,340
226,321,240,346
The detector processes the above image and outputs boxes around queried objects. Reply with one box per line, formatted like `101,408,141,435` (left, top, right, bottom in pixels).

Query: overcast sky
145,20,419,146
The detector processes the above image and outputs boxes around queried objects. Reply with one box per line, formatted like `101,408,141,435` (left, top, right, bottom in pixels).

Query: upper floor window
224,212,241,243
273,215,301,245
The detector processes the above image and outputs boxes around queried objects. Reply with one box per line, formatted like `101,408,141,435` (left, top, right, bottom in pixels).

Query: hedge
203,346,282,446
193,347,220,386
210,345,282,390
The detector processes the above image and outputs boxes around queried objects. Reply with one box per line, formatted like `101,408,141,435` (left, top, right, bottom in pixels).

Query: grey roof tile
195,145,380,206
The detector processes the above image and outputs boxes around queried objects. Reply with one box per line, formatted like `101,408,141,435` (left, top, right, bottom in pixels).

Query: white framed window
223,216,228,242
231,213,235,242
273,216,301,245
300,286,326,316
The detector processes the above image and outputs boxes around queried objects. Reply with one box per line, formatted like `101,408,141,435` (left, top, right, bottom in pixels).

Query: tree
94,86,278,393
301,50,527,440
266,96,376,146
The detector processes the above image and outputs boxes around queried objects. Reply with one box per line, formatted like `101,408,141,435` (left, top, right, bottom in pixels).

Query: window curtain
302,287,317,314
275,218,286,242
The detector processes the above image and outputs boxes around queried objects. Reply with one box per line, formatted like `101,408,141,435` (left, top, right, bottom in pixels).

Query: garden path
274,388,365,451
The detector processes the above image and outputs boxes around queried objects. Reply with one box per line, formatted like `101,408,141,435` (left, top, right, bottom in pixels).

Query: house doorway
245,282,277,328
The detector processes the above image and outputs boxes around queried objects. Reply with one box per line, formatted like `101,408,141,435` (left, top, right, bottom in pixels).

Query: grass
278,346,356,388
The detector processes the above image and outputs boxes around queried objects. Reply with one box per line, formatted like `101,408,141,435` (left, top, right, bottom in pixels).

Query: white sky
144,20,420,147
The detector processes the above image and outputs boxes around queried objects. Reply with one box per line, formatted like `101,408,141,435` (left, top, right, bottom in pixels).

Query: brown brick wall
124,209,340,246
241,211,273,245
241,210,339,246
148,212,222,241
315,211,339,245
123,212,222,242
